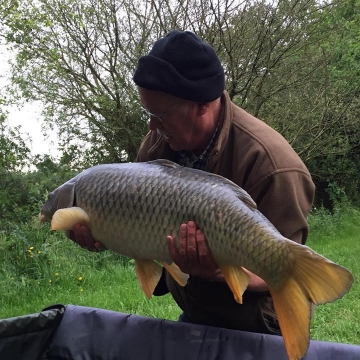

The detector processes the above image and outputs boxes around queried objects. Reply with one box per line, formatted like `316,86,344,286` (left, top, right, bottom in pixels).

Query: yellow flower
49,279,52,283
78,276,83,281
38,251,42,254
54,273,59,276
29,246,34,250
80,288,84,292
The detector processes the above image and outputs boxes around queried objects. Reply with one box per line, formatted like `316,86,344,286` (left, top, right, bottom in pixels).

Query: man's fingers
166,222,219,279
196,229,217,269
79,225,95,248
94,242,107,251
72,224,87,248
71,224,106,251
178,223,188,259
186,221,198,266
166,235,179,261
167,226,190,273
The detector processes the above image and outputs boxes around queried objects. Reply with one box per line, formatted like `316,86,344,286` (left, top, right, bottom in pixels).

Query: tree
1,0,360,204
0,115,31,171
308,0,360,206
1,0,150,163
0,112,32,224
271,0,360,206
0,0,335,161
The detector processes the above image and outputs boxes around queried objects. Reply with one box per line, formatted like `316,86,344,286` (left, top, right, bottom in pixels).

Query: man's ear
197,102,210,116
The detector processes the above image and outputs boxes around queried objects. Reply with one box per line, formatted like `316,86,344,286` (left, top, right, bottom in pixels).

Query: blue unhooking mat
0,304,359,360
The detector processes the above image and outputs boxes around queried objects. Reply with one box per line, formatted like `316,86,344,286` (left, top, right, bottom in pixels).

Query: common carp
39,159,353,360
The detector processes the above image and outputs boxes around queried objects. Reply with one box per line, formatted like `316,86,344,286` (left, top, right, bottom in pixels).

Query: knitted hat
133,30,225,103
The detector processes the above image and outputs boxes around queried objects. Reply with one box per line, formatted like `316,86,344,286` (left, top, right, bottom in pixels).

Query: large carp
39,159,353,360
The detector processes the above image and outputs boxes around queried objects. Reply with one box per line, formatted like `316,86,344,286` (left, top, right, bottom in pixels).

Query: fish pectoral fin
161,261,189,287
219,265,250,304
134,259,163,299
51,207,90,231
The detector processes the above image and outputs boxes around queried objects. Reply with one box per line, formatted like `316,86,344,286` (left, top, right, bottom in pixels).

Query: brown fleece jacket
136,91,315,333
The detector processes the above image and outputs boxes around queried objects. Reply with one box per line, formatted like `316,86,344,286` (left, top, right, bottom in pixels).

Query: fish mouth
38,212,46,223
38,213,47,229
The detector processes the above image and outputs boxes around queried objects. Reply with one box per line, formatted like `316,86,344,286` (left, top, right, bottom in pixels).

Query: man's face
139,87,200,152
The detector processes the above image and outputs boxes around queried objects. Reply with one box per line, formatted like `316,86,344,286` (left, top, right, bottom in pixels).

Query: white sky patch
0,44,60,158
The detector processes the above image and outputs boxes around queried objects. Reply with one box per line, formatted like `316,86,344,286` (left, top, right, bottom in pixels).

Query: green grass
0,221,179,321
0,206,359,346
307,205,360,345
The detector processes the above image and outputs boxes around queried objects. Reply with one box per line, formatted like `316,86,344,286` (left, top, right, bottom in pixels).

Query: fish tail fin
269,277,312,360
269,243,353,360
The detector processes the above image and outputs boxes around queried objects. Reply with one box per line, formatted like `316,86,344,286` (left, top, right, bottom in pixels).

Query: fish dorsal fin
147,159,180,168
201,172,257,210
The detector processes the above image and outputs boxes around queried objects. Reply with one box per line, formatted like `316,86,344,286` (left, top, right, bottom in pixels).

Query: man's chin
167,138,184,152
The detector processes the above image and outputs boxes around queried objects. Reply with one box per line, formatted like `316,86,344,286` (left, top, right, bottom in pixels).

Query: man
71,30,315,334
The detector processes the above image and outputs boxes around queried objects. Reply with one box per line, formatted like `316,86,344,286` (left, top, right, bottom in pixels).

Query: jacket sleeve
249,170,315,244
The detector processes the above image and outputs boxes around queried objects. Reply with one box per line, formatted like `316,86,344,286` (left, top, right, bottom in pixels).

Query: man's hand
166,221,268,291
166,221,220,279
67,224,106,252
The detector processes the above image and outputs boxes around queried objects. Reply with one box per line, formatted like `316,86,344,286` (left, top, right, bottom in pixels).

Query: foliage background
0,0,359,208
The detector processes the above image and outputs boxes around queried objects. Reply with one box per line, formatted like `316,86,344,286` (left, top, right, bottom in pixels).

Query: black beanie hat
133,30,225,103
